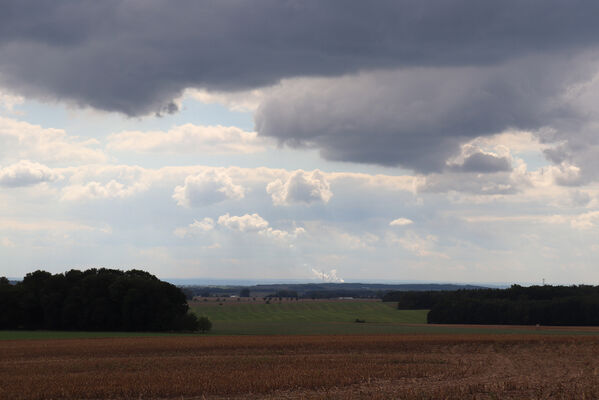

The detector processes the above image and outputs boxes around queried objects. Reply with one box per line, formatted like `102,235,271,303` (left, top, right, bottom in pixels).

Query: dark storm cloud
255,57,589,172
1,0,599,115
3,1,599,175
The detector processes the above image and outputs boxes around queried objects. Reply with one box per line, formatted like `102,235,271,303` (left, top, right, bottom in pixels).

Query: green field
4,300,599,339
189,300,428,335
189,300,599,336
191,300,426,323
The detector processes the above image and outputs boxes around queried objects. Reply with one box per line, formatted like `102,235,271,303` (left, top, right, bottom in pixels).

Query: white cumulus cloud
0,160,60,187
174,217,215,238
173,170,245,207
217,213,269,232
61,180,147,201
216,213,305,242
0,116,105,165
267,169,332,206
389,218,414,227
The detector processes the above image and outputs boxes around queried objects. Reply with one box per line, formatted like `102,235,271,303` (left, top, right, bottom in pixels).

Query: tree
1,268,200,332
239,288,250,298
196,316,212,333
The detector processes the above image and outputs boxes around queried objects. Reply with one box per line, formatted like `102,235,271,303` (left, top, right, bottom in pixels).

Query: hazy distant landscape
4,269,599,399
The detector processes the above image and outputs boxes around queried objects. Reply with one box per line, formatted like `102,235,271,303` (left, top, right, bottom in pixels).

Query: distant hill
181,282,488,299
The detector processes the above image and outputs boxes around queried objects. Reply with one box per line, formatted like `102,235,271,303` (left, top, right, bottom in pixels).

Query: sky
2,1,599,284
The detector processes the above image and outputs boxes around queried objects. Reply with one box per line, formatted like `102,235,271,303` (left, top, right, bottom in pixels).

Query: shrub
197,316,212,333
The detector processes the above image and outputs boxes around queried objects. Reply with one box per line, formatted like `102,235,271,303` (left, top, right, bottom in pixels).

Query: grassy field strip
190,300,427,323
190,300,599,336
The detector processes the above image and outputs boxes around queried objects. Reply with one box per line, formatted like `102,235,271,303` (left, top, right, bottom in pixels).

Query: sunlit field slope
189,299,425,334
191,300,425,322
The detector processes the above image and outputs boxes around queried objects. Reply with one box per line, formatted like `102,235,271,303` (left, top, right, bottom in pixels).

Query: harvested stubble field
2,334,599,399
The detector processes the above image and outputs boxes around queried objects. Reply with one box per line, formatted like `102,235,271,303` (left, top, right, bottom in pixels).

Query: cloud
58,164,155,201
173,170,245,207
61,180,147,201
174,217,215,238
570,211,599,230
335,232,379,250
267,169,332,206
186,88,265,112
302,222,380,251
389,218,413,227
107,124,264,154
0,217,111,234
0,89,24,112
4,2,599,180
420,158,534,196
327,172,422,194
469,130,549,154
216,213,305,241
550,163,585,186
1,237,16,248
450,152,512,173
255,55,586,172
0,116,105,165
0,160,60,187
463,211,599,231
261,226,305,241
217,213,269,233
2,1,599,116
395,231,448,258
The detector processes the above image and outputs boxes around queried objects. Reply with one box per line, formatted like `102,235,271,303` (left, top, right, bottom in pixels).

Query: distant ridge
167,278,498,288
179,282,491,299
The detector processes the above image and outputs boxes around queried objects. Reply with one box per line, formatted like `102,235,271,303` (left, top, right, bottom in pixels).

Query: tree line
0,269,204,331
384,285,599,326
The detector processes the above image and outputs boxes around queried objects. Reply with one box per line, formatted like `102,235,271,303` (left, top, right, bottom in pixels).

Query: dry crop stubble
2,334,599,399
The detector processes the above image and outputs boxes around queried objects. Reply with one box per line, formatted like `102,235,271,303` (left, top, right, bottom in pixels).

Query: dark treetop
0,269,199,332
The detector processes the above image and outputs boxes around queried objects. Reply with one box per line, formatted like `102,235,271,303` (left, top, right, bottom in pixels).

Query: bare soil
1,334,598,399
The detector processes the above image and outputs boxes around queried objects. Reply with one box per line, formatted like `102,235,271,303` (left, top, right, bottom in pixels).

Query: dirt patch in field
1,334,598,399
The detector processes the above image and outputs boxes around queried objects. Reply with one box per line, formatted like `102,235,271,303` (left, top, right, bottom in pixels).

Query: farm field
189,299,599,336
190,299,426,334
2,334,599,399
189,298,413,322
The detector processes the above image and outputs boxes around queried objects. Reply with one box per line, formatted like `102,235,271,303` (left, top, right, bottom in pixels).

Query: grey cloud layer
450,152,512,173
4,1,599,175
256,55,595,172
2,1,599,115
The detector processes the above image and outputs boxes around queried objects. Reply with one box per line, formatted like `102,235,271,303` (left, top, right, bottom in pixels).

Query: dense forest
0,269,200,331
385,285,599,326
